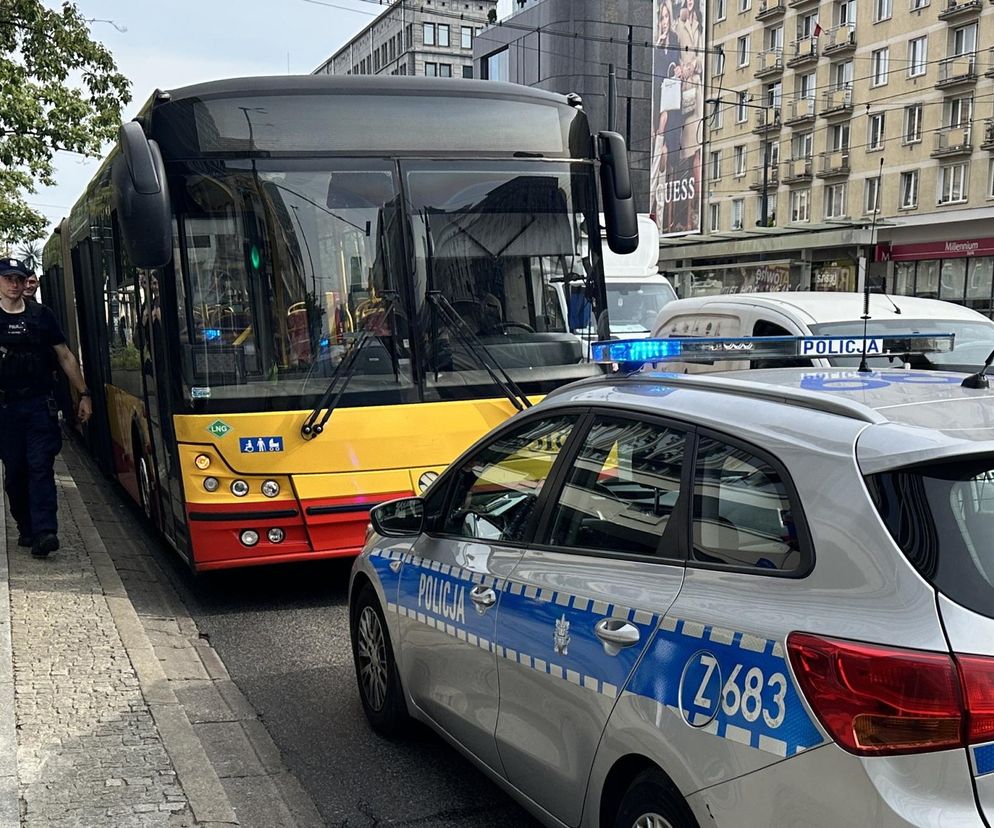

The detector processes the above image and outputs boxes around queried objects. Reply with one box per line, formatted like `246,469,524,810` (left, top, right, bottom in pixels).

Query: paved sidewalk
0,440,324,827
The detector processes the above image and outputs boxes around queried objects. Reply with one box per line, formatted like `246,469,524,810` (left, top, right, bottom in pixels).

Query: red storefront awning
890,238,994,261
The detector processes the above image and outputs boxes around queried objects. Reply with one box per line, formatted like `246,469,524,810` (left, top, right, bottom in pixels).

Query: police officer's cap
0,258,31,279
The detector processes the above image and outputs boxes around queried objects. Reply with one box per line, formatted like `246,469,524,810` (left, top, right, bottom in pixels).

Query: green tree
16,240,42,272
0,1,131,246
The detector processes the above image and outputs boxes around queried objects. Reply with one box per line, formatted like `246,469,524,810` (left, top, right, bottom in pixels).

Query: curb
0,476,18,828
59,471,239,826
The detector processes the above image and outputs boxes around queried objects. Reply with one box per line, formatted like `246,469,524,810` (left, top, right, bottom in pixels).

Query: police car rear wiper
427,291,532,413
301,293,399,439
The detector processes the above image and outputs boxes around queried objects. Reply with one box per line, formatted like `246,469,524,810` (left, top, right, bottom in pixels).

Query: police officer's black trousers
0,395,62,537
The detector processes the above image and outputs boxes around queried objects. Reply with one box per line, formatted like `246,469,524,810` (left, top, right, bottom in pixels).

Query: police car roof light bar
591,333,956,368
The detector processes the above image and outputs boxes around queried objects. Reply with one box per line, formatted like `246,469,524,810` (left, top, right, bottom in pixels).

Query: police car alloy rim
356,606,389,712
632,814,673,828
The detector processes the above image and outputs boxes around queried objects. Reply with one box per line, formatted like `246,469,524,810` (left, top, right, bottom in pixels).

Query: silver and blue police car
349,332,994,828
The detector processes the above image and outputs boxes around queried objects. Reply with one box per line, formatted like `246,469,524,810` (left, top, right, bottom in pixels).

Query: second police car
349,331,994,828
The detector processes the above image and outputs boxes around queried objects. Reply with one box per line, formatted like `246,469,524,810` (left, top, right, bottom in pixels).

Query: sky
29,0,388,241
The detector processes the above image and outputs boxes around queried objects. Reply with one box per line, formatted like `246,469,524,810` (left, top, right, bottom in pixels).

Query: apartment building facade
662,0,994,314
314,0,496,79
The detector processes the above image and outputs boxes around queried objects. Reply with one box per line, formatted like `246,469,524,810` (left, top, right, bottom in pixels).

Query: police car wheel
614,769,697,828
351,584,409,738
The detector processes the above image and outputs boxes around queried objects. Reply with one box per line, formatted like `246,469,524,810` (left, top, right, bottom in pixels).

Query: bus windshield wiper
427,290,532,413
301,293,398,439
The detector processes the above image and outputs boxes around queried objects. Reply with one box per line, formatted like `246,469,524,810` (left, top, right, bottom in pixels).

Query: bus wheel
351,584,409,739
134,435,155,523
614,769,698,828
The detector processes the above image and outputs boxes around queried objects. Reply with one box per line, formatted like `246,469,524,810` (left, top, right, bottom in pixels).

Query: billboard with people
650,0,705,237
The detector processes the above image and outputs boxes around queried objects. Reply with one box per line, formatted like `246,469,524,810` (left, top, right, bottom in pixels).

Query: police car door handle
470,586,497,611
594,618,640,656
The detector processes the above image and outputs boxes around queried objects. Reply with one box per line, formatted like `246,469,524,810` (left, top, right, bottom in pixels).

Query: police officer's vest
0,302,57,395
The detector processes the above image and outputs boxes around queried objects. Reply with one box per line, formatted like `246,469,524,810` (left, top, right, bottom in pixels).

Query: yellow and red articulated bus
43,75,637,571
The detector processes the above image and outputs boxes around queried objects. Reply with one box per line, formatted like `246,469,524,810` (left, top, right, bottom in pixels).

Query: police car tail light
957,655,994,745
787,633,963,756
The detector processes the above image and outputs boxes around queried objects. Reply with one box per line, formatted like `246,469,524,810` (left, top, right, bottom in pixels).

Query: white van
650,291,994,372
602,215,676,339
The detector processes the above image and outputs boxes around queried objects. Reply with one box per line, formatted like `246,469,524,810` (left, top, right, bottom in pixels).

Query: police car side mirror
370,497,425,538
112,121,172,269
597,131,638,255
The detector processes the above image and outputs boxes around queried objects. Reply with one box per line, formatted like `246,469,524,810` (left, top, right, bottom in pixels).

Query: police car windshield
607,282,678,332
809,319,994,370
868,457,994,619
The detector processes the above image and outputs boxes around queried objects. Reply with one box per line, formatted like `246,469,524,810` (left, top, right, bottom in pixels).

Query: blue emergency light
203,328,222,342
591,333,956,368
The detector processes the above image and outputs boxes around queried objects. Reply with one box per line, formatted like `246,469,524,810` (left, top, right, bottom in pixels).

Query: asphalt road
141,514,540,826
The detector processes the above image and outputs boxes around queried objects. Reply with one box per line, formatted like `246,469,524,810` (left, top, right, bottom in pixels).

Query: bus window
176,161,414,403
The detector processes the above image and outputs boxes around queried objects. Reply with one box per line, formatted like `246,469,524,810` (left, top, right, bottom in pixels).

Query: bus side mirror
112,121,172,269
597,131,638,255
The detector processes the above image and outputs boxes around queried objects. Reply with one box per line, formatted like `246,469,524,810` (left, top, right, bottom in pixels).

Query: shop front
886,237,994,318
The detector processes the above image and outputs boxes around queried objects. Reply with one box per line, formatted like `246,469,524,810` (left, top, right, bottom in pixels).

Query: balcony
820,88,853,118
749,163,781,190
937,0,982,19
932,124,973,157
788,0,818,8
817,150,850,178
823,24,856,55
982,119,994,150
757,0,787,17
784,96,817,125
782,157,813,183
787,36,819,68
936,53,977,87
752,107,783,134
755,49,784,79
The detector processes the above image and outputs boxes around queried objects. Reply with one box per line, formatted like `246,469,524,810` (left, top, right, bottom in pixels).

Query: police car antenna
858,158,885,374
961,348,994,389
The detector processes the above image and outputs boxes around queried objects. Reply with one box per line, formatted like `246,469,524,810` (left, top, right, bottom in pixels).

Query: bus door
70,239,115,476
136,259,186,552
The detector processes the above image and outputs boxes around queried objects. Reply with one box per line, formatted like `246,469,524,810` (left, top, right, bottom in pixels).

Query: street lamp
705,96,776,228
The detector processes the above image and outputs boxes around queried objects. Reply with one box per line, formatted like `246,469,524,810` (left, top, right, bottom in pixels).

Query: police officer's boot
17,532,32,548
31,532,59,558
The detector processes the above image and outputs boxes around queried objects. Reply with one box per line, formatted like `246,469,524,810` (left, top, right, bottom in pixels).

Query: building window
734,145,746,176
740,0,751,13
737,35,749,67
793,131,813,159
483,48,509,81
908,36,927,77
832,59,854,91
900,170,919,209
798,11,818,37
716,0,727,20
797,72,815,100
423,22,436,46
438,24,450,47
709,150,721,180
767,25,784,51
713,48,726,76
825,183,847,218
989,159,994,199
871,48,889,87
865,177,881,214
736,91,748,123
462,65,474,78
406,23,413,49
732,198,744,229
425,61,438,76
904,104,923,144
439,63,452,77
953,23,977,57
766,81,782,110
938,163,968,204
948,95,973,128
874,0,892,21
790,189,810,222
868,113,885,150
461,26,473,49
831,122,850,152
709,203,721,232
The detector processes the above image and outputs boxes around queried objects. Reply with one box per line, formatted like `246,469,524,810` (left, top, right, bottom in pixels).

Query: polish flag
813,21,823,35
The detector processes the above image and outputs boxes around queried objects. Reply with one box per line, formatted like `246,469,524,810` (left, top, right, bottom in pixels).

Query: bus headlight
261,480,280,498
203,477,220,493
267,528,285,544
240,529,259,547
194,454,212,470
231,479,249,497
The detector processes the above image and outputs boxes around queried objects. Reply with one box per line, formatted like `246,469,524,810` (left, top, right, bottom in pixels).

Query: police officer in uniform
0,258,92,557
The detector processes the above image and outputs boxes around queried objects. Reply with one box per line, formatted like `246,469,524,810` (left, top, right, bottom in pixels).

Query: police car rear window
868,458,994,619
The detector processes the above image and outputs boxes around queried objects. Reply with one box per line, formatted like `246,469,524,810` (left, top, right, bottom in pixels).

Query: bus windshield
405,161,598,399
175,158,599,405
